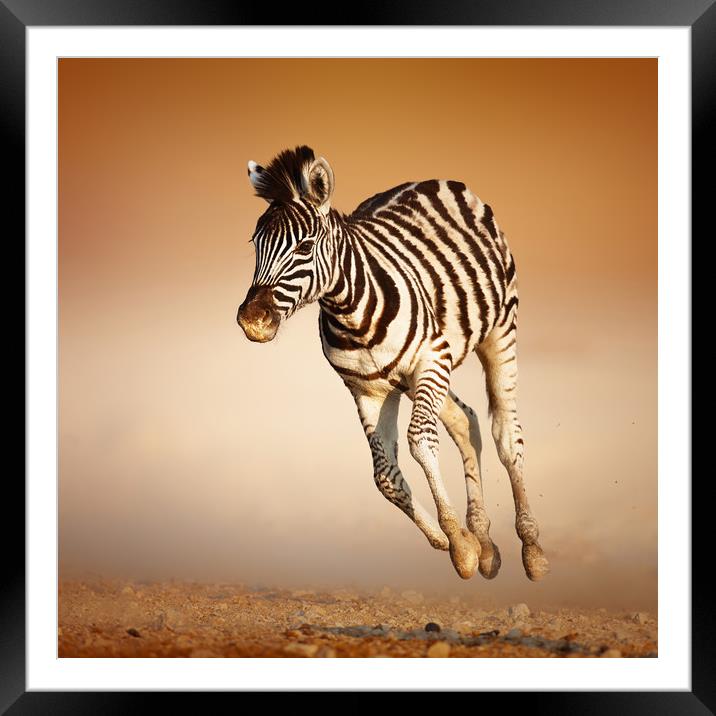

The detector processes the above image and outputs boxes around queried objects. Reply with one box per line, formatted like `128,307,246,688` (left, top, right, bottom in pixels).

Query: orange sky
59,59,656,609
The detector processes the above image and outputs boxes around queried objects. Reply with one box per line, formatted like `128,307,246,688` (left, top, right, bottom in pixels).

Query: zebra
237,146,549,582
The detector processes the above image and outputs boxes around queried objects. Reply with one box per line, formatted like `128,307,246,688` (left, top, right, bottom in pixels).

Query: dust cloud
59,58,656,612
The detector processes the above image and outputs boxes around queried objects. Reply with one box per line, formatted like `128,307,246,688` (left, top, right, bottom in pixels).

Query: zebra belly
319,340,413,396
318,313,420,397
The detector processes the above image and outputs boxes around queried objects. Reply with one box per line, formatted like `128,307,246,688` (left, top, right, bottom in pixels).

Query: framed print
9,0,707,710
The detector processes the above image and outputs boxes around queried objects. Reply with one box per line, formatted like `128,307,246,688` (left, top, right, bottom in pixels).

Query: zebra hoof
449,529,481,580
522,543,550,581
478,541,501,580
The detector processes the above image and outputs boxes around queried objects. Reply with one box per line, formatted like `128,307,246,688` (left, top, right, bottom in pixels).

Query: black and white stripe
238,146,548,582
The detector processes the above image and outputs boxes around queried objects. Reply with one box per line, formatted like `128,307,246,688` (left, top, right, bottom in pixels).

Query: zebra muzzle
237,286,281,343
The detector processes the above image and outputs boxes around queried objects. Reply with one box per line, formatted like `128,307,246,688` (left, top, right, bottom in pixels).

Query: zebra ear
304,157,334,214
247,160,271,202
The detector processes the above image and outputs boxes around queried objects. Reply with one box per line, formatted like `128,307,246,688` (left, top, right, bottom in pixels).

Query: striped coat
238,146,548,582
319,180,516,394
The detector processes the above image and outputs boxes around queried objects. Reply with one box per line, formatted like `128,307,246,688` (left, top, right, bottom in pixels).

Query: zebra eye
294,240,315,255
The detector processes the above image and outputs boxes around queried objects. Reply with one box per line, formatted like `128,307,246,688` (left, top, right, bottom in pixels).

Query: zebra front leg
440,391,501,579
353,388,449,551
478,328,549,581
408,360,480,579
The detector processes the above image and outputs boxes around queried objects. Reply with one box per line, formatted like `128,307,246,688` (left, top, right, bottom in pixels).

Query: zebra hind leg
353,388,449,552
477,326,550,582
407,358,480,580
439,390,502,579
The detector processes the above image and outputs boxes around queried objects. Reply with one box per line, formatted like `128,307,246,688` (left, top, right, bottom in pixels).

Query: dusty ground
58,579,657,658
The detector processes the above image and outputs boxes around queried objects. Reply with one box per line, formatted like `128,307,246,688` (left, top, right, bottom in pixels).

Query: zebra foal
237,146,548,581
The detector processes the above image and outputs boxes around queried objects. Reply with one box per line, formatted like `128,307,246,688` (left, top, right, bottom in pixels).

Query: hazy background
59,59,656,610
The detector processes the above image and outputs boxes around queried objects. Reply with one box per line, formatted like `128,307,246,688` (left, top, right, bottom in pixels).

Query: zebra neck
317,219,366,327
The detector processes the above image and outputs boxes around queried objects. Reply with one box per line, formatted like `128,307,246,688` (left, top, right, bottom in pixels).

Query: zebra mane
250,145,317,203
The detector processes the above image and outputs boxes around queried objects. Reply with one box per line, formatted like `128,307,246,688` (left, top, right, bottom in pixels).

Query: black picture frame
8,0,706,711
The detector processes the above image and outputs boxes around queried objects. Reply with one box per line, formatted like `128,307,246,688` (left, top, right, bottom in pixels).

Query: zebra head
237,146,335,343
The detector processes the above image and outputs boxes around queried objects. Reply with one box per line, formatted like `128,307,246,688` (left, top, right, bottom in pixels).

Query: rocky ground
58,579,657,658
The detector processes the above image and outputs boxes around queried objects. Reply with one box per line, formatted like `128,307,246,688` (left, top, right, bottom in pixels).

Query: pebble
356,625,377,636
425,622,441,633
453,621,474,633
508,603,531,621
284,643,319,657
164,608,184,628
427,641,451,658
126,628,141,638
506,628,523,639
631,612,649,625
601,649,622,658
